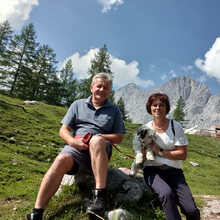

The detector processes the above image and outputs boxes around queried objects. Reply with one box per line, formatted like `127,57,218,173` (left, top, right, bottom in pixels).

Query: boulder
56,167,150,219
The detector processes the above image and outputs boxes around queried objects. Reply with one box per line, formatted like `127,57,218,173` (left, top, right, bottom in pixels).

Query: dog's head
137,125,156,145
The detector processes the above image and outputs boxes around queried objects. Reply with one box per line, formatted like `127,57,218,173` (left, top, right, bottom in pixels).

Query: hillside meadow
0,94,220,220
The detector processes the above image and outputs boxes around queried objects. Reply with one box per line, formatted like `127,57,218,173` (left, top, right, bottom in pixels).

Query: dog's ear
137,127,147,139
137,126,143,135
151,134,156,141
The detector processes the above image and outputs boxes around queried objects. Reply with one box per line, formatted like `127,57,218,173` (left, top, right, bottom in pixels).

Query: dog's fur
130,124,156,177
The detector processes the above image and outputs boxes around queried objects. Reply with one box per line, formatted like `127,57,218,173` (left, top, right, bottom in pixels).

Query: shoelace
30,213,34,220
93,196,104,205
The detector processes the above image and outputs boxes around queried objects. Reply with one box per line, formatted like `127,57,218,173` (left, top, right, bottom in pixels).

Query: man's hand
69,138,89,150
59,124,89,150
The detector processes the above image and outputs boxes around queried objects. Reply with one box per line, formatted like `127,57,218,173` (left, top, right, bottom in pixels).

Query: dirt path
195,195,220,220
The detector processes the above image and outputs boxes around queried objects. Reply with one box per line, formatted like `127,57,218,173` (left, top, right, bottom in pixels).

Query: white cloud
195,37,220,83
160,74,167,81
170,69,177,78
197,75,207,83
182,65,193,72
97,0,124,13
110,56,154,88
0,0,38,30
61,48,154,88
149,63,156,72
61,48,99,79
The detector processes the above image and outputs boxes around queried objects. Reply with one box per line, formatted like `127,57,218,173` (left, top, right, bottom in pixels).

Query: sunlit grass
0,94,220,219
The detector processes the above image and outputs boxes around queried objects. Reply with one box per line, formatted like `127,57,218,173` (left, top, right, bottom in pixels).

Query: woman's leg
144,167,182,220
168,169,200,220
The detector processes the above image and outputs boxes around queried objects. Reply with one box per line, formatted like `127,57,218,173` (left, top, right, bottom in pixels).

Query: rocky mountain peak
114,76,220,130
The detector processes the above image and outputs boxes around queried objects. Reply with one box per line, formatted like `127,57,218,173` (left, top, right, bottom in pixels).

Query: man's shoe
86,189,105,216
27,212,43,220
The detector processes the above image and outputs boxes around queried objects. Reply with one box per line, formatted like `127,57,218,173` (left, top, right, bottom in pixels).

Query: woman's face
151,99,167,119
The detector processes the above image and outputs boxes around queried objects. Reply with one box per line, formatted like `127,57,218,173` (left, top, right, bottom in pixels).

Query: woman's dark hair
146,93,170,115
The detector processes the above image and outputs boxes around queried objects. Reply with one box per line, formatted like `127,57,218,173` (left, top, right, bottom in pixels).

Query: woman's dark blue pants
144,166,200,220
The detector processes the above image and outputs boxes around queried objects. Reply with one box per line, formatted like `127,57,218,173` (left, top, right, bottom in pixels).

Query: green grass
0,94,220,219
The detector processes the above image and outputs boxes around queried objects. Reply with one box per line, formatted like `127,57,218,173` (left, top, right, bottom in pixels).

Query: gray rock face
55,168,147,219
56,167,149,218
115,76,220,129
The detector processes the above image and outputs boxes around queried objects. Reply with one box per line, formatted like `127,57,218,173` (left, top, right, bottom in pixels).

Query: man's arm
100,133,123,144
59,124,89,150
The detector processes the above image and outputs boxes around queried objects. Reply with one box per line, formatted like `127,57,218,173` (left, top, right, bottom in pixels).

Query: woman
143,93,200,220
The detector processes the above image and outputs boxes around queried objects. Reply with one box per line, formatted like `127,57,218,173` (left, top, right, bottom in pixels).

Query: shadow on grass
47,201,87,220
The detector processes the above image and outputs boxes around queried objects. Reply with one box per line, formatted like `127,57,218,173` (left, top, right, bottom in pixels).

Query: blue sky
1,0,220,95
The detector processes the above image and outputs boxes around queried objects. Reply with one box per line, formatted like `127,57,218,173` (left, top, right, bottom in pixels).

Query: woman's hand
149,142,160,154
141,142,160,156
141,146,146,155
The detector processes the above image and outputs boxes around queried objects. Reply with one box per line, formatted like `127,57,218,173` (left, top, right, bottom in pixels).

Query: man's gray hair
92,73,113,87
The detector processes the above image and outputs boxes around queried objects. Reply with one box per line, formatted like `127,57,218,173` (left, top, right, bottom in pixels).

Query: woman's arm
149,142,187,160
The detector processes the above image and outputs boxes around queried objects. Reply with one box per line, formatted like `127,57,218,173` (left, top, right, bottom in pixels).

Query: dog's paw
146,149,154,161
146,151,154,160
129,170,136,177
130,163,138,177
136,153,143,164
146,154,154,161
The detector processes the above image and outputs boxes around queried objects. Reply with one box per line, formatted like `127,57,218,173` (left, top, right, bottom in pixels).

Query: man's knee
52,154,74,173
89,136,106,152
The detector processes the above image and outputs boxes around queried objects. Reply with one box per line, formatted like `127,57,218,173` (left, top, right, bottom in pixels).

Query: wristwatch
158,149,164,157
96,133,102,136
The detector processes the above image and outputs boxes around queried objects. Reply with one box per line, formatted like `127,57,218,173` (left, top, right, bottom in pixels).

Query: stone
56,167,149,204
24,100,39,105
106,208,134,220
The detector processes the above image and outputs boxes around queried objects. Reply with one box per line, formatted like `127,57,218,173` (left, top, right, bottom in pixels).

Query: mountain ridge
114,76,220,130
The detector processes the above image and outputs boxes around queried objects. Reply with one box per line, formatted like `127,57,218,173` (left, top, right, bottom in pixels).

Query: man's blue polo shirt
61,96,126,137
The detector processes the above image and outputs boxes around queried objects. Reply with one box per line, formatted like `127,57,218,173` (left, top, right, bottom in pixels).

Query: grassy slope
0,94,220,219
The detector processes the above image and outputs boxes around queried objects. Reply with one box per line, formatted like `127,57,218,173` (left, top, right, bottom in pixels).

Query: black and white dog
130,124,156,177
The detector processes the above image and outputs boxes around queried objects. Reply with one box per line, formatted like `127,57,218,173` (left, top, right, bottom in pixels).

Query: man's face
90,77,111,103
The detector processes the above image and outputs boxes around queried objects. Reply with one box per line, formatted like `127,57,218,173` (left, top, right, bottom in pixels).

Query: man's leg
27,154,74,219
86,136,109,216
89,135,108,189
35,154,74,208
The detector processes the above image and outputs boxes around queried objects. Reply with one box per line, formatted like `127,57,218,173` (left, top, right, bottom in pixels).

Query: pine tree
4,23,39,97
78,44,114,102
60,59,78,107
172,96,186,126
88,44,112,78
0,20,13,90
0,20,13,54
44,75,63,106
116,97,129,121
29,44,58,101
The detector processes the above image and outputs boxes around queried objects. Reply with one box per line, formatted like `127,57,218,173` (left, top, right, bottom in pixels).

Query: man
27,73,126,219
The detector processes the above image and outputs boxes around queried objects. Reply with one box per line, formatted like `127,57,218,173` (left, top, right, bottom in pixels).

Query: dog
130,124,156,177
